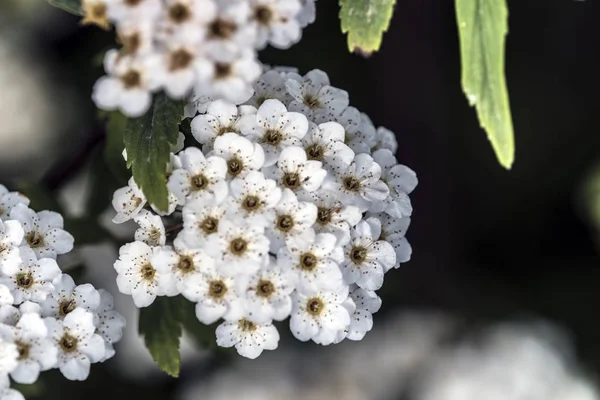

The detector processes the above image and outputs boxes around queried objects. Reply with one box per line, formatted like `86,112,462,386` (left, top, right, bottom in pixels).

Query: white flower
285,69,349,120
9,204,74,259
0,285,13,306
0,247,61,304
0,386,24,400
0,305,20,326
114,21,154,56
322,153,389,212
152,233,215,299
111,177,147,224
95,289,126,361
195,52,261,104
265,146,327,195
297,0,316,27
156,40,201,99
39,274,101,320
0,313,58,384
92,53,161,117
278,229,344,292
182,196,228,240
0,340,18,374
113,241,172,308
167,146,228,204
133,209,166,247
183,263,244,324
328,107,376,154
106,0,162,23
191,99,257,145
210,132,265,178
289,283,351,345
204,218,269,278
44,308,105,381
374,126,398,153
301,121,355,170
367,212,412,267
247,69,294,108
300,190,361,245
266,189,316,252
159,0,217,42
216,318,279,359
341,219,396,290
249,0,302,50
187,93,213,115
227,170,282,223
244,261,294,324
204,0,256,62
371,149,417,218
345,286,381,341
0,219,24,268
239,99,309,165
0,185,29,220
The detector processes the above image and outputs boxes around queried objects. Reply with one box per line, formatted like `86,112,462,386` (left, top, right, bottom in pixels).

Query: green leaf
339,0,396,55
455,0,515,169
138,296,183,377
102,111,129,185
124,93,183,212
47,0,82,15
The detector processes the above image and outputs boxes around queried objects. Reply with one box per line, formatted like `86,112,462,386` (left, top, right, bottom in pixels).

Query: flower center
300,253,317,270
256,280,275,297
343,176,361,192
59,299,76,317
16,272,34,289
200,217,219,234
168,3,191,23
229,238,248,255
227,157,243,176
124,0,143,6
316,207,332,225
140,264,156,281
147,228,162,246
0,243,7,254
303,94,320,109
306,297,324,316
282,172,301,189
215,63,232,79
276,215,294,232
254,5,273,24
190,174,208,191
120,70,142,89
59,333,78,353
177,255,194,273
238,318,257,332
119,32,141,54
209,280,227,298
350,246,368,264
306,144,324,161
264,130,282,146
169,48,194,71
16,341,30,360
242,195,261,211
26,231,44,248
209,19,238,38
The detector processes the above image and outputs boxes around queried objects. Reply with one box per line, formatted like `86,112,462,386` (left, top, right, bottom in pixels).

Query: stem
166,222,183,233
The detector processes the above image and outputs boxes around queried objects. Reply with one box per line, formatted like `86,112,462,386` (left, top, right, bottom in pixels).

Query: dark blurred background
1,0,600,398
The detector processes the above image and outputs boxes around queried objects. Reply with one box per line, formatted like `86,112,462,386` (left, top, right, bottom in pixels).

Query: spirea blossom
90,0,315,117
111,68,416,359
0,188,125,393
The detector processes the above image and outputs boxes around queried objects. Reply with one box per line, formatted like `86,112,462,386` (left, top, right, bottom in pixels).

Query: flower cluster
0,186,126,398
112,68,416,359
89,0,318,117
